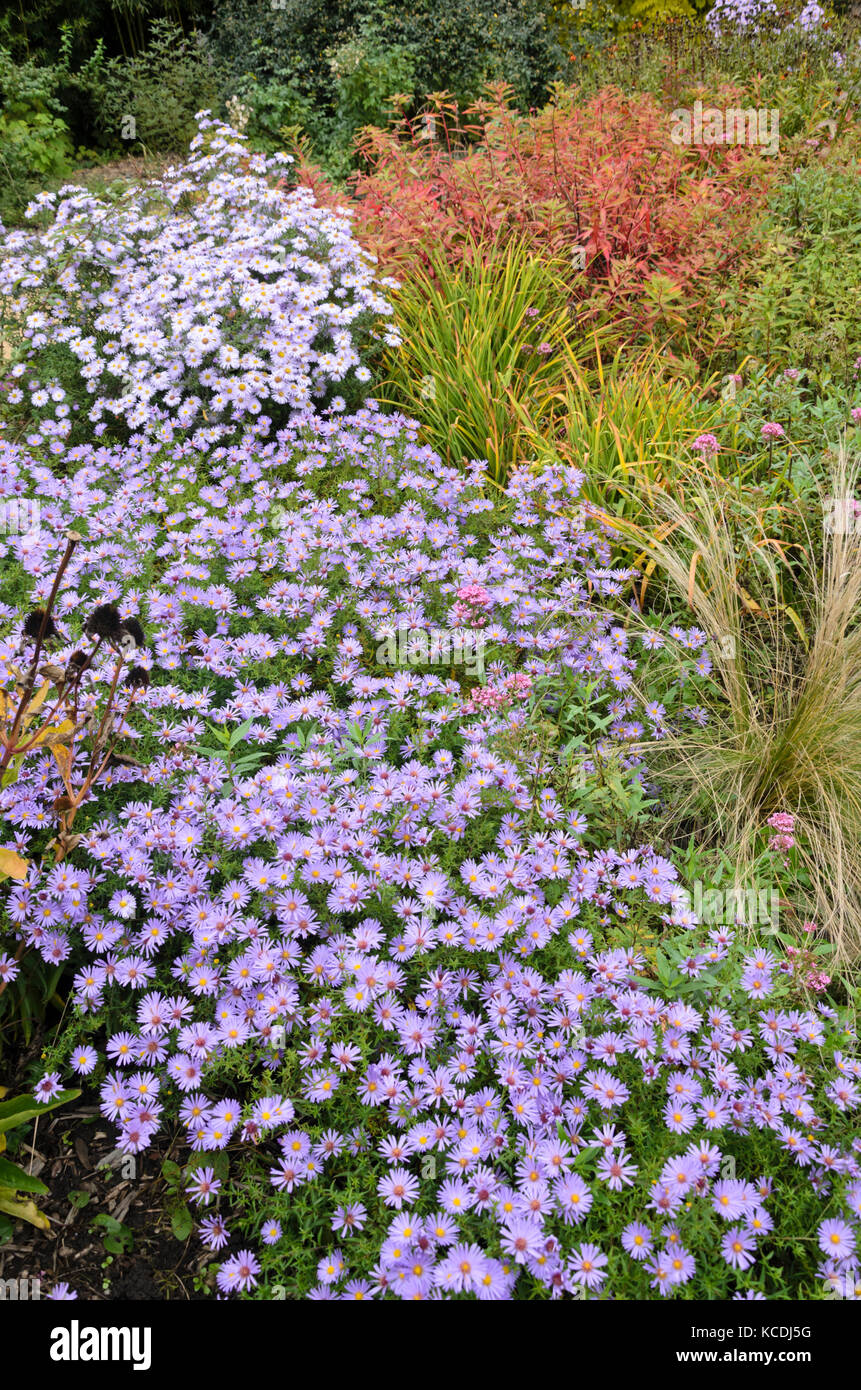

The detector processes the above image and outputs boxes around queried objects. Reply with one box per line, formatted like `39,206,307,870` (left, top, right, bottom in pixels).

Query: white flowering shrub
0,113,400,449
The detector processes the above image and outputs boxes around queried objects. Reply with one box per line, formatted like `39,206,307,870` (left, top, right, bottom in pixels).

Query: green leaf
170,1204,194,1241
233,754,265,771
0,1188,50,1230
185,1148,229,1183
0,1089,80,1134
91,1212,133,1251
161,1159,182,1187
229,718,255,748
0,1155,49,1194
655,950,673,986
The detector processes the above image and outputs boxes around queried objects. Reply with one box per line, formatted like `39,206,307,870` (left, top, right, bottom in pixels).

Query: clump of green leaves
727,162,861,386
0,1088,79,1236
190,719,269,787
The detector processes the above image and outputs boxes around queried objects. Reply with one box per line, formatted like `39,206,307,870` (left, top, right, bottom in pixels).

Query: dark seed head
125,665,150,692
23,608,56,642
66,650,89,682
85,602,123,641
120,616,146,648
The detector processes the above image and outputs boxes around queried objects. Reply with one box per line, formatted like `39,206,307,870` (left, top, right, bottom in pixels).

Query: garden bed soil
1,1062,210,1301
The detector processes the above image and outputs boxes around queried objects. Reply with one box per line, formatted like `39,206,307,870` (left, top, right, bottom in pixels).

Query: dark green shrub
208,0,574,172
206,0,360,110
0,0,210,67
727,162,861,386
0,47,73,223
373,0,570,109
95,19,224,154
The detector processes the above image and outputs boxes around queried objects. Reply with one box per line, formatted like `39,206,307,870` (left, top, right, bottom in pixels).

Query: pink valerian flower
691,433,720,457
780,937,832,995
463,672,532,714
451,582,493,626
456,583,492,607
766,810,796,853
761,422,786,440
803,969,831,992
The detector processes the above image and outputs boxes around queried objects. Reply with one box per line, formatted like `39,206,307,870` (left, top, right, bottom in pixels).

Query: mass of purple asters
4,410,860,1297
1,153,859,1303
0,113,397,449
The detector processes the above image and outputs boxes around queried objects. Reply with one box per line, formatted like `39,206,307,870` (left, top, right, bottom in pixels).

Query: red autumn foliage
294,83,777,353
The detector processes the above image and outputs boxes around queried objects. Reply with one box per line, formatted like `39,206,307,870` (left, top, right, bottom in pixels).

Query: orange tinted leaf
0,848,29,881
52,744,75,795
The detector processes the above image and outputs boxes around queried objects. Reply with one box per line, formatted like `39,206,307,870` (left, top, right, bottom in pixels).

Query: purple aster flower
261,1218,283,1245
186,1167,222,1206
818,1218,855,1260
34,1072,62,1103
622,1222,654,1260
199,1215,230,1250
216,1249,260,1294
722,1226,757,1270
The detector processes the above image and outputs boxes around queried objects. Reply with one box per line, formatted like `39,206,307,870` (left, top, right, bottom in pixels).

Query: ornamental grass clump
525,344,722,520
378,239,604,485
620,450,861,961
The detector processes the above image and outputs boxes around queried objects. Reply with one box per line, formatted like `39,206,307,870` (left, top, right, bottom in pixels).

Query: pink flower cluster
783,944,831,994
464,672,533,713
451,583,493,627
766,811,796,855
691,433,720,457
